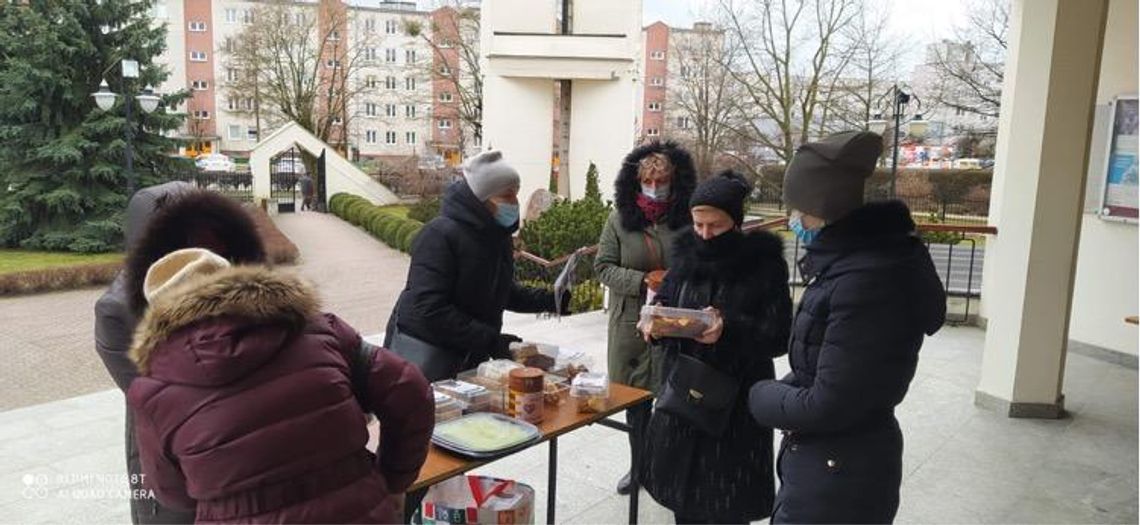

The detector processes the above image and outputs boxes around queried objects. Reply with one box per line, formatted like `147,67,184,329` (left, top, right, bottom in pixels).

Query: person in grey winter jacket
94,184,266,524
748,131,946,524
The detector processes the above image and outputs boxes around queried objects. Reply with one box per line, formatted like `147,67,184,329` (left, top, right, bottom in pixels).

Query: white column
975,0,1109,418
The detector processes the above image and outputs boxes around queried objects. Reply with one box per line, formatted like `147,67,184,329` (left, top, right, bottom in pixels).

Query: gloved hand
491,333,522,360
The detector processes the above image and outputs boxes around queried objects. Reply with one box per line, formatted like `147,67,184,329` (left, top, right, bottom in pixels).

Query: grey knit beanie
463,150,520,201
783,131,883,222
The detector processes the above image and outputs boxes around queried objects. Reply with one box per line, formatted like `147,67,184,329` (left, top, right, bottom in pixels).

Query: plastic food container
570,372,610,413
543,373,570,406
458,369,508,414
549,348,592,380
477,359,524,385
639,305,715,339
432,413,542,458
434,390,465,423
434,379,492,413
510,342,559,371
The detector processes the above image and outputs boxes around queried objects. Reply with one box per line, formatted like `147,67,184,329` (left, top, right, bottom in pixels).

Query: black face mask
695,229,743,258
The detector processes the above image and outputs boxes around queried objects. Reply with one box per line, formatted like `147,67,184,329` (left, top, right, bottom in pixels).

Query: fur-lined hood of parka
614,141,698,232
124,190,266,317
130,266,319,383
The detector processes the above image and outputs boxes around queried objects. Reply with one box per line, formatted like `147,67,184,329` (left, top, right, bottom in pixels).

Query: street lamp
868,84,926,198
90,59,161,197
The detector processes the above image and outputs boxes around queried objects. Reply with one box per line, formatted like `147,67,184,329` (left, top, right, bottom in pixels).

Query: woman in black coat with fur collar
640,171,792,524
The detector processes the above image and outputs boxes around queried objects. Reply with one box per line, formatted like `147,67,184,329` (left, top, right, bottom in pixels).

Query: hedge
330,193,424,254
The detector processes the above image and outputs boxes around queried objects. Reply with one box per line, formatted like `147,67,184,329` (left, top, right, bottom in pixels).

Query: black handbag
388,316,465,382
656,352,740,436
654,282,740,437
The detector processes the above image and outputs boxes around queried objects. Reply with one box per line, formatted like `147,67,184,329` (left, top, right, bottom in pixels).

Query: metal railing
172,171,254,203
515,218,997,326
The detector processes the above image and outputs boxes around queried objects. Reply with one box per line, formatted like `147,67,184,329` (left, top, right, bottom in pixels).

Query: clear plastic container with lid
434,390,464,422
434,379,492,413
477,359,524,385
570,371,610,413
638,305,716,339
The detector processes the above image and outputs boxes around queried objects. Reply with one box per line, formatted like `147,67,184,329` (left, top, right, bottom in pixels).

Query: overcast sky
643,0,971,74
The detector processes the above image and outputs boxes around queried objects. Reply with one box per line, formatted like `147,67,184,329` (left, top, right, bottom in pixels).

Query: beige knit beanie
143,248,231,303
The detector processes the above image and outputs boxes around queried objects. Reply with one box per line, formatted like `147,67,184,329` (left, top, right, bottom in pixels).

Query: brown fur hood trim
130,266,320,375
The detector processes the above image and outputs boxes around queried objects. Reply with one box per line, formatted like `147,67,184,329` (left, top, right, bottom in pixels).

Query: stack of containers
433,379,492,414
434,390,465,423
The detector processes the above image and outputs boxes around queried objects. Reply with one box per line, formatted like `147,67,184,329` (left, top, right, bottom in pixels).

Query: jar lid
509,367,544,391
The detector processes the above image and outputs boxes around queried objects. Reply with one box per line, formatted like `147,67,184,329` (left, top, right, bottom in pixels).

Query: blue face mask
641,184,671,202
789,214,821,245
494,203,519,228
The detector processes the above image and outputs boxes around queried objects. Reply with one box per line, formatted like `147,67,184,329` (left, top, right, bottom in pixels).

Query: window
406,49,417,64
386,104,397,117
386,49,397,63
439,38,454,49
228,124,242,140
406,131,417,144
247,127,258,141
152,1,168,19
244,98,254,111
405,77,416,91
365,18,376,32
222,37,234,53
367,48,379,61
650,77,664,86
225,8,238,23
332,116,343,125
227,98,238,111
188,21,207,32
648,102,662,112
366,129,378,144
676,116,691,129
193,110,210,120
326,59,341,69
190,50,207,62
191,80,209,90
646,128,660,137
294,12,306,25
439,91,453,103
226,68,239,82
366,103,378,117
386,19,399,35
242,9,254,24
328,30,340,42
386,76,397,90
650,50,665,60
438,64,451,76
366,76,378,89
385,131,397,145
405,105,416,119
438,118,452,129
680,66,692,78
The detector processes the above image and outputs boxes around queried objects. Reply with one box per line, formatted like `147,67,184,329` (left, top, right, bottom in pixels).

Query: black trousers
627,402,651,476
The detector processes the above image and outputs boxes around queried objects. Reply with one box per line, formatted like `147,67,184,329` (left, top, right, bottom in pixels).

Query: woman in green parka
594,140,697,495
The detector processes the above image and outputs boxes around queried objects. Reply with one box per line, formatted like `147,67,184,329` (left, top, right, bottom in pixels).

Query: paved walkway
0,211,1135,523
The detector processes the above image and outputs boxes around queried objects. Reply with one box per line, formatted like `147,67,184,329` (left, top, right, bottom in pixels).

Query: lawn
0,250,123,276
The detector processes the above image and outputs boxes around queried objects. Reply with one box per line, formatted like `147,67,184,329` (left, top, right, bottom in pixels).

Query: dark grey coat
94,183,265,524
749,201,946,524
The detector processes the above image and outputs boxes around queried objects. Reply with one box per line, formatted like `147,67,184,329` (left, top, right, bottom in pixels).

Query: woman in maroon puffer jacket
126,248,434,524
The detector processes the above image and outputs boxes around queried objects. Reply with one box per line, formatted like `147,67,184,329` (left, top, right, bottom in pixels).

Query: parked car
196,153,235,172
953,158,984,170
274,157,307,175
981,159,996,169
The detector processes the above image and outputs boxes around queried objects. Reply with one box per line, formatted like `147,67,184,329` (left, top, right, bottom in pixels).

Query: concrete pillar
975,0,1109,418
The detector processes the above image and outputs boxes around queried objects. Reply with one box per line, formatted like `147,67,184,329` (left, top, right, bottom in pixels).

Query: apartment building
638,21,721,145
150,0,455,163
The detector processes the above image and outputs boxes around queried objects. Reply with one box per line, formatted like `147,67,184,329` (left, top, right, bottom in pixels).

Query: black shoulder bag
655,283,740,437
388,314,465,382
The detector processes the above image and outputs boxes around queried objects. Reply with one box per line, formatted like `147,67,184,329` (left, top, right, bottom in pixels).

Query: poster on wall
1099,95,1139,222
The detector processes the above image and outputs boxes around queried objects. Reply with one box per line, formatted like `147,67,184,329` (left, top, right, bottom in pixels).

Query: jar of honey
508,367,545,424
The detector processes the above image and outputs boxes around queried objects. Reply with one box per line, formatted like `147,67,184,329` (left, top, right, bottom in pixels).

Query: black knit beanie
689,170,751,226
784,131,883,222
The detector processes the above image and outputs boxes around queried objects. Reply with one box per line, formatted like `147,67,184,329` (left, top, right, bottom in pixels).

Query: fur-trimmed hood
669,229,786,281
125,190,267,317
614,141,698,232
130,266,320,385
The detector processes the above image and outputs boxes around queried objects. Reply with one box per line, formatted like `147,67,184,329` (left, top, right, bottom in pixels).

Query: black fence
173,171,254,204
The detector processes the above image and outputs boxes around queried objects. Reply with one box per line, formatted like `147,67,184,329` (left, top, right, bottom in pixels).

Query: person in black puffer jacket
384,150,566,379
748,131,946,524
